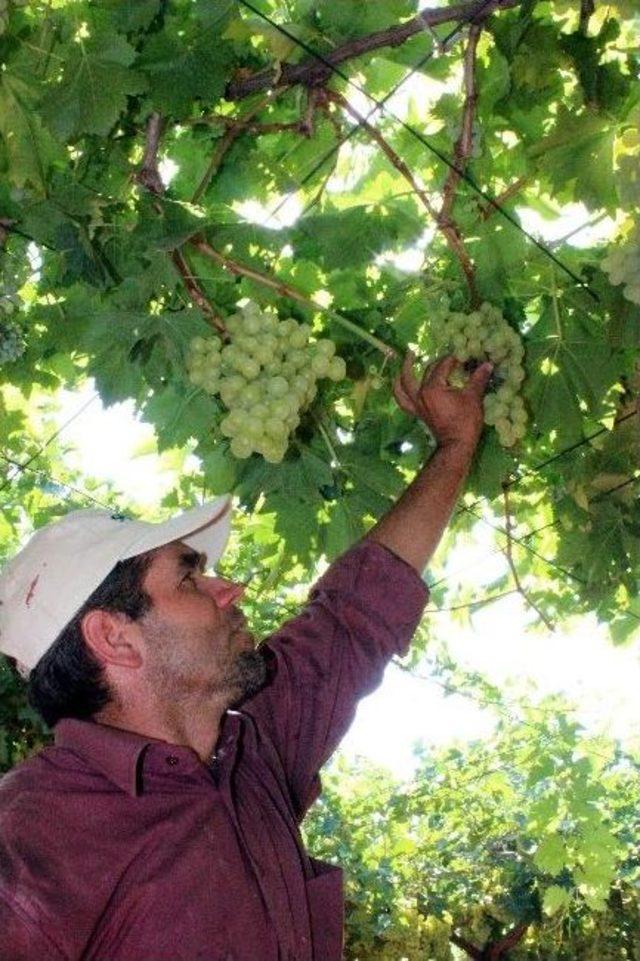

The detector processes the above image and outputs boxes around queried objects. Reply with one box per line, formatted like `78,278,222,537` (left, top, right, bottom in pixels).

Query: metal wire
0,392,99,494
0,452,115,511
503,408,639,490
237,0,598,298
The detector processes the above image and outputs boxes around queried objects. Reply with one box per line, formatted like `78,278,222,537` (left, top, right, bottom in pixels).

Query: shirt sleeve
0,889,67,961
243,539,429,819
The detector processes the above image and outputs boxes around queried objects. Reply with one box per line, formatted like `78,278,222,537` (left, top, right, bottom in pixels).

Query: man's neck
95,695,229,764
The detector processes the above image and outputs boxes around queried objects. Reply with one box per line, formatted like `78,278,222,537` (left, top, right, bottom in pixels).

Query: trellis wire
239,0,489,225
0,452,115,511
503,408,639,490
0,392,99,495
237,0,598,298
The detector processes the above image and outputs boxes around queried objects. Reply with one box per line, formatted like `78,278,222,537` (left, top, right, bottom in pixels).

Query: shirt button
166,755,179,766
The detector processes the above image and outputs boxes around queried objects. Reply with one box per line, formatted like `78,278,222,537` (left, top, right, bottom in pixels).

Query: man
0,354,491,961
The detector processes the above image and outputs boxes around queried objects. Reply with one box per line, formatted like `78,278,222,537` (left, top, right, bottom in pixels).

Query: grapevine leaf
142,385,216,450
543,885,571,915
138,30,233,116
0,75,61,194
43,32,147,140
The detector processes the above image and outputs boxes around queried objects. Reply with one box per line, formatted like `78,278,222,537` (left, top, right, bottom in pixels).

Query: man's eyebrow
177,549,207,572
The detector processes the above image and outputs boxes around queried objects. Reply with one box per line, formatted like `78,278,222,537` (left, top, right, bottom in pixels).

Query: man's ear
81,609,143,669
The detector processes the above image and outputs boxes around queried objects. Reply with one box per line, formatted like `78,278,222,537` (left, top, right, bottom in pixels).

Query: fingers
392,371,418,415
422,355,460,389
467,361,493,397
399,350,421,405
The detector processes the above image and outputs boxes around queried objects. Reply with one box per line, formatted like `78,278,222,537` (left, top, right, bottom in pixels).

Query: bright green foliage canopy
1,0,639,637
304,665,640,960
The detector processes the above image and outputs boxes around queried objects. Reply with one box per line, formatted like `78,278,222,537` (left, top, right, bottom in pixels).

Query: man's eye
181,572,197,585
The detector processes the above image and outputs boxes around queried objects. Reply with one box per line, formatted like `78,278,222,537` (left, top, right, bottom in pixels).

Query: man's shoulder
0,747,62,813
0,748,50,792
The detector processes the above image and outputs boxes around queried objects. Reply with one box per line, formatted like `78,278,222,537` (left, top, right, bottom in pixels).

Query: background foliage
1,0,639,956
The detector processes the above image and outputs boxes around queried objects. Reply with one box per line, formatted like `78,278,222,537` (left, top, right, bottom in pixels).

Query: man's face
133,541,266,704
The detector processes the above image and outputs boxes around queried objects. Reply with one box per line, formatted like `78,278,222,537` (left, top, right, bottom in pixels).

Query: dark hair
27,553,154,728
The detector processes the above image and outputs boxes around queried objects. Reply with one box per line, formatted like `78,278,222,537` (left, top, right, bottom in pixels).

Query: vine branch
170,250,228,336
191,95,272,204
226,0,521,100
325,89,478,301
450,931,483,960
190,236,396,357
440,24,482,225
480,176,528,220
0,217,17,249
502,485,555,631
451,919,529,960
134,112,164,196
135,113,227,332
490,921,529,959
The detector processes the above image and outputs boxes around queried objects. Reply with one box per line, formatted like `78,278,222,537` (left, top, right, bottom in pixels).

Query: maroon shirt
0,541,428,961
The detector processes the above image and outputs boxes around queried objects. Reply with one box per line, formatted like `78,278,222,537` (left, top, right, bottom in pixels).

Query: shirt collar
54,718,169,797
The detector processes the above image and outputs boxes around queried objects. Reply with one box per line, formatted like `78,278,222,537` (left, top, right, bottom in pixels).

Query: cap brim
121,496,232,568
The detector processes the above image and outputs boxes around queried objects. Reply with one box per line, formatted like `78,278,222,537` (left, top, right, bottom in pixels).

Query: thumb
468,361,493,397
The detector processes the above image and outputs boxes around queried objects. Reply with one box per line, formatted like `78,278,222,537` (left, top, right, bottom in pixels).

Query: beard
224,650,268,705
141,616,267,706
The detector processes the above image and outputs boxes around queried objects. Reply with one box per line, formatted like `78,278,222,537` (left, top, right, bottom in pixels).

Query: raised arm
243,353,492,818
365,352,492,573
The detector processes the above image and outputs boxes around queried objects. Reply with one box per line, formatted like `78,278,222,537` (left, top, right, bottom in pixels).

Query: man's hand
393,352,493,451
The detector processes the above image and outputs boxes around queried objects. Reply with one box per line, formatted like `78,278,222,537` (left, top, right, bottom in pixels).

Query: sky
54,380,640,782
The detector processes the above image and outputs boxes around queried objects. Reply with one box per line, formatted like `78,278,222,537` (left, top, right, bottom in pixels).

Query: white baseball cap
0,496,232,675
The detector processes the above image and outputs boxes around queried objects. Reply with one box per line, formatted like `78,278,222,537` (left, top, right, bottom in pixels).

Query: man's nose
206,577,246,609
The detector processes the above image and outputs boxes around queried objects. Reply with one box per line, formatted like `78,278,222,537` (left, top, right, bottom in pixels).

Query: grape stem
314,416,341,468
501,484,555,631
191,236,397,357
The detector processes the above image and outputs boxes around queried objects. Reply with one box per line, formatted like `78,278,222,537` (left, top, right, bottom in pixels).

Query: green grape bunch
601,225,640,306
186,300,346,463
0,294,25,365
431,302,528,448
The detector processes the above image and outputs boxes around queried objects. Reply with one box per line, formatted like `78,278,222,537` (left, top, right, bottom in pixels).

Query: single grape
311,354,330,377
314,339,336,359
327,356,346,381
267,376,289,398
239,357,260,380
289,325,310,349
230,436,254,459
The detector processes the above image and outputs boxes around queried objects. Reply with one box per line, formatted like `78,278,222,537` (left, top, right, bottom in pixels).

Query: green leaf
0,75,61,194
321,499,365,561
530,107,617,210
525,297,624,446
138,30,233,116
43,31,147,139
543,885,571,915
142,385,217,450
292,202,423,271
534,834,567,875
199,443,239,494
